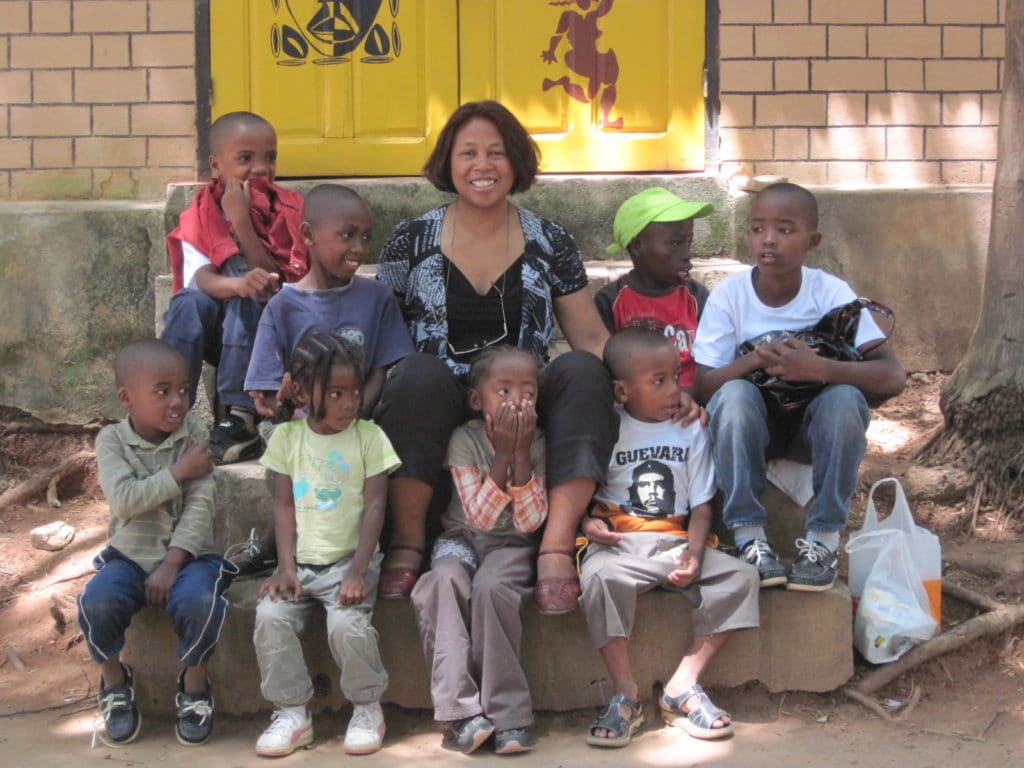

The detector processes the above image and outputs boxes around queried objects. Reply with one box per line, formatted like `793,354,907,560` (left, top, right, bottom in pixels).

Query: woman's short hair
423,101,540,195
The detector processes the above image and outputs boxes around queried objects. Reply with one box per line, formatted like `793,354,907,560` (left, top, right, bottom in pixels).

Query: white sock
280,704,308,719
734,526,767,549
807,531,840,552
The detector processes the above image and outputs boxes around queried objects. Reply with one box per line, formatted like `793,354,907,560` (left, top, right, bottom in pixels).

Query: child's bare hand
220,177,251,226
172,436,214,483
667,548,701,588
237,268,280,299
250,390,278,418
259,569,302,602
486,401,518,456
670,390,705,426
144,561,179,607
756,338,826,382
337,574,367,605
515,399,538,454
581,516,624,545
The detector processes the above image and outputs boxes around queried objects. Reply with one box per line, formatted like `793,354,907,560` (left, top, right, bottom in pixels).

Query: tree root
0,450,93,511
847,582,1024,711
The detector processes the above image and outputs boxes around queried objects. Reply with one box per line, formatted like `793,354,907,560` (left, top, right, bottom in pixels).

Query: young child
77,339,234,747
253,331,400,757
580,328,759,748
232,185,413,577
693,182,906,590
598,187,714,389
161,111,308,465
411,346,546,755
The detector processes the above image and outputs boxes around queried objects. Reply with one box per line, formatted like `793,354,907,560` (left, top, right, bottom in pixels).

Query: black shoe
738,539,788,587
98,663,142,744
228,528,278,578
209,413,261,465
786,539,838,592
175,670,215,746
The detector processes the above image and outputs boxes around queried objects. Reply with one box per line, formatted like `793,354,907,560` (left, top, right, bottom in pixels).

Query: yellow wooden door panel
459,0,705,172
211,0,460,176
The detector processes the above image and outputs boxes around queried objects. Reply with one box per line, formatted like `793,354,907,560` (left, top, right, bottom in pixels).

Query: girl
411,346,547,755
252,331,400,757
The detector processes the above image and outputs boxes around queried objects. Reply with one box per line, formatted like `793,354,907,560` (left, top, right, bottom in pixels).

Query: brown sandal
534,549,581,615
379,544,424,600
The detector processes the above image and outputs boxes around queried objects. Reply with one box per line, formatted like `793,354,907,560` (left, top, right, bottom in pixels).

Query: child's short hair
603,327,674,381
208,111,275,155
607,187,713,255
278,331,366,422
302,183,367,226
755,182,819,229
423,101,540,195
114,338,183,387
466,345,539,390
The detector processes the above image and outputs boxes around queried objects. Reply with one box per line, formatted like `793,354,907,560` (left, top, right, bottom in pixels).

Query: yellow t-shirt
261,419,401,565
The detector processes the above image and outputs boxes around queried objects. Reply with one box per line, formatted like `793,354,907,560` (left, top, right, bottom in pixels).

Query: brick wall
718,0,1005,184
0,0,196,200
0,1,1008,200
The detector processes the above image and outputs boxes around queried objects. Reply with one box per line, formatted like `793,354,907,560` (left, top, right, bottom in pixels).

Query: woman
372,101,611,615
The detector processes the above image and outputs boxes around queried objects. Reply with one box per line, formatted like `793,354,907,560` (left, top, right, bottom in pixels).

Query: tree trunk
923,0,1024,516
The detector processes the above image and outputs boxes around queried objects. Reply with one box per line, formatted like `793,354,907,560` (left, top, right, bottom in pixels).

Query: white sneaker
255,707,313,757
343,702,385,755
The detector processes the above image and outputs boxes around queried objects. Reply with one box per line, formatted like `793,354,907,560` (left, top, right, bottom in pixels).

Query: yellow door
210,0,705,175
460,0,706,172
211,0,460,176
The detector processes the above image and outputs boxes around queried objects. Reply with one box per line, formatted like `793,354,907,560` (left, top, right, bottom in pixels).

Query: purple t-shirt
244,277,413,392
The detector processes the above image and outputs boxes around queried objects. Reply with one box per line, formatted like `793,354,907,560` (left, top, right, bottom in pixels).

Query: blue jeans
707,380,870,534
161,256,261,411
77,548,235,667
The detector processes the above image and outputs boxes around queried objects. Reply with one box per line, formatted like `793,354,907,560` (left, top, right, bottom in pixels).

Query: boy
693,182,906,591
161,111,308,464
233,184,413,576
580,328,759,748
77,339,234,746
598,187,714,389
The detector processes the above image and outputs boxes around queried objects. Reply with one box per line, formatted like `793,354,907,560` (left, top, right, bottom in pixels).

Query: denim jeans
77,547,235,667
707,379,870,534
161,256,261,411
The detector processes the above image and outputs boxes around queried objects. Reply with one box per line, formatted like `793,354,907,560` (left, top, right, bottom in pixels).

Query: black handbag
737,298,895,413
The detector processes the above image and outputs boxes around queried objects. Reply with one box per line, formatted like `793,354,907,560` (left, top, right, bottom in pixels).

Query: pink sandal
534,549,581,615
378,544,423,599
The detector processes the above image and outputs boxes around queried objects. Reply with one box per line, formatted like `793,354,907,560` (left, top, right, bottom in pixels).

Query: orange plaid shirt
450,466,548,534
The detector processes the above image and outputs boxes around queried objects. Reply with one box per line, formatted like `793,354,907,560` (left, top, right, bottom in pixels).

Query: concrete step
124,580,853,716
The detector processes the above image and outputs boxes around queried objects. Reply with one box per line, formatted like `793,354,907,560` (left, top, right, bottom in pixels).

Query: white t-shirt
595,407,716,521
181,241,212,289
692,266,883,369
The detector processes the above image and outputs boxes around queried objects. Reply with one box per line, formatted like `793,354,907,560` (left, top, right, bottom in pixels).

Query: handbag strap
851,297,895,356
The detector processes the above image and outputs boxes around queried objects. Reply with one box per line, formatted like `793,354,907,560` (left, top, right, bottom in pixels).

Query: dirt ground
1,375,1022,767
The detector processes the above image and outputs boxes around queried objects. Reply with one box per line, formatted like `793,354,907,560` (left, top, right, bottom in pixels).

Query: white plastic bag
850,530,937,663
847,477,942,622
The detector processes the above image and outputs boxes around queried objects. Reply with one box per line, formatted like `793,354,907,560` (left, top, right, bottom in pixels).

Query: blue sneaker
739,539,788,587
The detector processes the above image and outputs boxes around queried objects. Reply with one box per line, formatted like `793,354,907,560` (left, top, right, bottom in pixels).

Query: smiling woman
371,101,616,614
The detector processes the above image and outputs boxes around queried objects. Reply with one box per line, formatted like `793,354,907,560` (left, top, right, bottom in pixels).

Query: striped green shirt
96,413,216,573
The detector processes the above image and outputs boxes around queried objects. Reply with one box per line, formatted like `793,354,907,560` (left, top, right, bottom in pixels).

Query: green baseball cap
607,187,714,254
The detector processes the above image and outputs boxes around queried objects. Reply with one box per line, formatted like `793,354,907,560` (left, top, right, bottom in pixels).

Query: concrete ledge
123,580,853,716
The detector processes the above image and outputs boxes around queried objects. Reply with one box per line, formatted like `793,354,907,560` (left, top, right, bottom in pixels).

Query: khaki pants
580,532,760,650
254,552,388,707
411,531,535,730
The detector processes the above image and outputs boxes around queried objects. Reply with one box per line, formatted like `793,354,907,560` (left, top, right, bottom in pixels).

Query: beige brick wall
0,2,1008,199
719,0,1005,184
0,0,196,200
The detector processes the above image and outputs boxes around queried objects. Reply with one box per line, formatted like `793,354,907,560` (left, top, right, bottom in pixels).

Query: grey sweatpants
411,531,535,730
253,552,388,707
580,532,760,650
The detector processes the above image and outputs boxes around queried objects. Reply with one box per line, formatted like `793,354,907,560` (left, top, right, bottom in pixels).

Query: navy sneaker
175,670,215,746
227,528,278,578
738,539,788,587
786,539,839,592
98,664,142,744
494,727,537,754
208,412,261,465
442,715,495,754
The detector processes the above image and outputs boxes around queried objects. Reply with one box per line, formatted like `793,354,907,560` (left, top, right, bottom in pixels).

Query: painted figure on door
540,0,622,129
